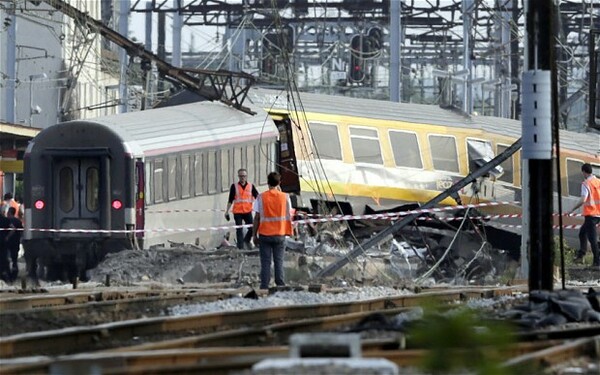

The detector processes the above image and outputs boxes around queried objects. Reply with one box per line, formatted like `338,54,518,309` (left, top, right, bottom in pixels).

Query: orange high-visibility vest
582,176,600,217
258,189,293,236
4,200,19,219
232,183,254,214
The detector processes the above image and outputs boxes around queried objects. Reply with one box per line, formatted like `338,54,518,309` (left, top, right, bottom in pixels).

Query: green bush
408,302,517,375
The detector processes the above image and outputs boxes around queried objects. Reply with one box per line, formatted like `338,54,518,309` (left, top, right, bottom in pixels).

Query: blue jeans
258,235,286,289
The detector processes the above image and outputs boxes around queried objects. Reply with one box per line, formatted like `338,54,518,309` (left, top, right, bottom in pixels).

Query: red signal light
34,200,45,210
112,199,123,210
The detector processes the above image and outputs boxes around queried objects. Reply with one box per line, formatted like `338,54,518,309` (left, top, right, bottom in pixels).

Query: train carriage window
221,149,231,192
389,130,422,169
154,159,164,203
467,139,503,177
168,156,177,201
349,126,383,165
429,135,459,173
145,162,153,205
194,153,204,196
497,145,514,184
567,159,584,196
207,150,217,194
181,154,191,199
308,122,342,160
59,167,74,213
86,167,99,212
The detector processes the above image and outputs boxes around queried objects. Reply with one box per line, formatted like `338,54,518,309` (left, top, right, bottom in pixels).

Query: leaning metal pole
316,138,522,278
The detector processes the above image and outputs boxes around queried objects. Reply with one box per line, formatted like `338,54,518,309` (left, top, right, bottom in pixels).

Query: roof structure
53,100,277,157
248,87,600,156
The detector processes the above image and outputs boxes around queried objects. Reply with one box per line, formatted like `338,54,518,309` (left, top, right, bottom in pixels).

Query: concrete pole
145,1,152,51
462,0,474,113
225,27,234,71
389,0,401,102
499,0,512,118
172,0,183,67
5,10,16,123
118,0,130,113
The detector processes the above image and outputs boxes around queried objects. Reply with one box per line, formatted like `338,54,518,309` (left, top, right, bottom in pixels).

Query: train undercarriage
23,238,133,282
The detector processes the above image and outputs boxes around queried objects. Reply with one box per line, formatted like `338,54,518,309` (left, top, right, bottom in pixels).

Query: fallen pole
316,138,522,278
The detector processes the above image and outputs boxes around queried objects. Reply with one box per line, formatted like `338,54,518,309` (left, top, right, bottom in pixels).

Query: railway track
3,335,598,374
1,287,522,358
0,286,246,337
0,283,241,310
1,285,598,375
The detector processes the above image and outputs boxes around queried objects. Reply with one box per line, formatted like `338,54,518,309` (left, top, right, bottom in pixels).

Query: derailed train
23,88,600,280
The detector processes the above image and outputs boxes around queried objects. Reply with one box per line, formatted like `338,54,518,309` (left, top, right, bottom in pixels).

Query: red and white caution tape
2,201,589,233
145,208,226,214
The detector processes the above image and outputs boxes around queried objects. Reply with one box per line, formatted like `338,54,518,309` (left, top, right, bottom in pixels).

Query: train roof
59,101,278,157
249,87,599,157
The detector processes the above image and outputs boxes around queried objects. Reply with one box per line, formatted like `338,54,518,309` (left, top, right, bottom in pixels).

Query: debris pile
498,288,600,328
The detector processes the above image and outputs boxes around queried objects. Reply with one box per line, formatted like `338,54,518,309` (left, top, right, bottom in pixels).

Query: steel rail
0,289,241,337
503,335,600,370
0,340,565,375
0,287,521,358
0,287,236,312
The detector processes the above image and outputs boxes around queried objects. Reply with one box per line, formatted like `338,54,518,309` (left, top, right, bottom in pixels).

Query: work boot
573,254,585,264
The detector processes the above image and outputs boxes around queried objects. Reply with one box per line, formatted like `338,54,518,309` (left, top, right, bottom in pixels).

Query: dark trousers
578,216,600,265
258,235,286,289
234,212,253,249
0,244,9,281
8,242,19,269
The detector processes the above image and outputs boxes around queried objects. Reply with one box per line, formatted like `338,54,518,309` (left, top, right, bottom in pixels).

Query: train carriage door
135,160,145,243
54,158,102,232
275,117,300,193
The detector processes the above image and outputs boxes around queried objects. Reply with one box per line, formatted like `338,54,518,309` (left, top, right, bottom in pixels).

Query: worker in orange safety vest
252,172,293,289
225,168,259,249
568,163,600,268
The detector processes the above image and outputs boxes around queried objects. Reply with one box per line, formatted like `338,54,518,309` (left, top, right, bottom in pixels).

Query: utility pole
523,1,556,292
5,8,16,123
118,0,129,113
389,0,401,102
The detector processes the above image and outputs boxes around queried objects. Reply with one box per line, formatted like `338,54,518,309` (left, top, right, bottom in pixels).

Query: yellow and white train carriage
249,88,600,224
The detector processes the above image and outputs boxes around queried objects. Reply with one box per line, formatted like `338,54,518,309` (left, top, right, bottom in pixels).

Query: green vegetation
408,302,517,375
553,235,579,267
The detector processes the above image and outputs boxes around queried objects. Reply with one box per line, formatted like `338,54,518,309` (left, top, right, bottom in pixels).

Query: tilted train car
248,88,600,223
23,101,278,280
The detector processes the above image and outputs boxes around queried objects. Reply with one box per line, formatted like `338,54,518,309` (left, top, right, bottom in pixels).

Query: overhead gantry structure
43,0,257,114
129,0,599,129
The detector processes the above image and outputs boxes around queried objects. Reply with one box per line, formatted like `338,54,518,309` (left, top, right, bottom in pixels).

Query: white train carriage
23,101,278,280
